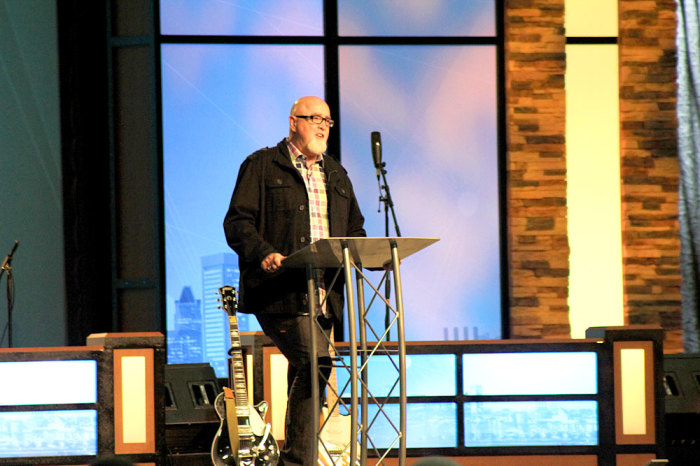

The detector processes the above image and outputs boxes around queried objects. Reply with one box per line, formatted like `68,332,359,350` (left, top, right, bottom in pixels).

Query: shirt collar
286,138,324,166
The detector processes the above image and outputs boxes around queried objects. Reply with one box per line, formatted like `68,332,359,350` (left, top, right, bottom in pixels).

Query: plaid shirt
286,139,330,315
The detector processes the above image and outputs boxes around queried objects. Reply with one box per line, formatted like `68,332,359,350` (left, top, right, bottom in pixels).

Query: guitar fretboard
228,316,250,408
219,286,256,444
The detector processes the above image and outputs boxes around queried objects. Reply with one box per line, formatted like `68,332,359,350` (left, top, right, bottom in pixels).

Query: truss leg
307,263,320,464
390,240,407,465
341,241,359,464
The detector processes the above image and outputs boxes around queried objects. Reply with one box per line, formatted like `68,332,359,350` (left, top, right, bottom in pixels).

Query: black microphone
371,131,382,179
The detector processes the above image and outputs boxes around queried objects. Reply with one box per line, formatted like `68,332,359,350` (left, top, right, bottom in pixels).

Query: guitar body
318,331,361,466
211,286,279,466
211,391,235,465
319,411,358,466
211,391,278,466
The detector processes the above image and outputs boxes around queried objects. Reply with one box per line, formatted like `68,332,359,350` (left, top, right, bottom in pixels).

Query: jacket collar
273,139,296,170
273,138,340,187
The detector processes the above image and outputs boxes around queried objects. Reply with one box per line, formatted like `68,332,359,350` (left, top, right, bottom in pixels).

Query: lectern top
282,237,438,269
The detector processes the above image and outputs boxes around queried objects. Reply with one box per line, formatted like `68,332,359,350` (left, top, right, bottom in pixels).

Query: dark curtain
678,0,700,351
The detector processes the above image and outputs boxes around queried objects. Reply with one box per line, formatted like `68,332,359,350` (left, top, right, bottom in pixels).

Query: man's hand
261,252,286,273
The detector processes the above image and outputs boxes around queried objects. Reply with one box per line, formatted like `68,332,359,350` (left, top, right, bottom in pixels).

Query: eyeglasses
294,115,335,128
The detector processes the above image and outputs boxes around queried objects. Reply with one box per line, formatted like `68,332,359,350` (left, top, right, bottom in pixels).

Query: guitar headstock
218,285,238,317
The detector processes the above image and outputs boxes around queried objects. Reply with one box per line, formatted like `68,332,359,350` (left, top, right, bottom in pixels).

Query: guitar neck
228,315,249,407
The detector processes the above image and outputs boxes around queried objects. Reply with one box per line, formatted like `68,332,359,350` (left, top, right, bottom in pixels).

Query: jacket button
276,178,282,185
299,204,305,211
300,236,307,243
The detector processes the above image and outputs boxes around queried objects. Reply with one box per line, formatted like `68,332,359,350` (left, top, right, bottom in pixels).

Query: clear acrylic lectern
283,237,438,465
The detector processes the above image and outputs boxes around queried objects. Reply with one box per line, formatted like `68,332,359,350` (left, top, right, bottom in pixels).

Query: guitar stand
284,237,438,466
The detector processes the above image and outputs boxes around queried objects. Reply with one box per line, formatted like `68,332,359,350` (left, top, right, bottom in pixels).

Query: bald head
290,96,329,117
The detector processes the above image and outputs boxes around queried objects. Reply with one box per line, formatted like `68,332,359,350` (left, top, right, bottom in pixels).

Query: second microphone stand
0,240,19,348
375,162,401,339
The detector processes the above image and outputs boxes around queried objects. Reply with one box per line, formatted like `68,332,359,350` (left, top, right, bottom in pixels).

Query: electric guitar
211,285,279,466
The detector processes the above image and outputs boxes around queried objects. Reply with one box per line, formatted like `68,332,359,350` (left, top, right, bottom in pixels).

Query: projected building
201,253,240,377
167,286,203,364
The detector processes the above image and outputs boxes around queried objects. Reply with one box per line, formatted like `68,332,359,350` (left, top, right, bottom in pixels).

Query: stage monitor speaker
663,353,700,464
164,363,222,459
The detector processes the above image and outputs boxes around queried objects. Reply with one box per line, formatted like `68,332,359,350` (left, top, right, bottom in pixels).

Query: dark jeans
257,313,334,466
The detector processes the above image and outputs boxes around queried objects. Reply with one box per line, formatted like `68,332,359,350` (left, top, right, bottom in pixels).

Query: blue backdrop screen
160,4,501,377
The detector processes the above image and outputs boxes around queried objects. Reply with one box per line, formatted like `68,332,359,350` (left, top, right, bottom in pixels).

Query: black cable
0,273,14,347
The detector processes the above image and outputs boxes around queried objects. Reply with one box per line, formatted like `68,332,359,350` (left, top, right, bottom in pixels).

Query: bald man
224,96,366,464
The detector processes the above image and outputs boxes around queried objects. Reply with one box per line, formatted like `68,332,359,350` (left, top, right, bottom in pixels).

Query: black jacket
223,139,366,320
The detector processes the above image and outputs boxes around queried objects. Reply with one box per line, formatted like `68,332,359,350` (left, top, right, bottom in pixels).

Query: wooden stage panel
244,325,666,463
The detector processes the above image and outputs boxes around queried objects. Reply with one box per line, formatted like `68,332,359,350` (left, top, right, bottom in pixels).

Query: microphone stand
0,240,19,348
375,163,401,340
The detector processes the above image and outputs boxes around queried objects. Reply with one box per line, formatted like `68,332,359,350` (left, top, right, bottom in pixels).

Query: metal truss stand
284,237,438,465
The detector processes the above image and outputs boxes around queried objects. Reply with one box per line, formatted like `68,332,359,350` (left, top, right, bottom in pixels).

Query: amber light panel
565,0,618,37
565,0,623,338
566,43,623,338
620,348,647,435
114,348,155,454
613,341,655,444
